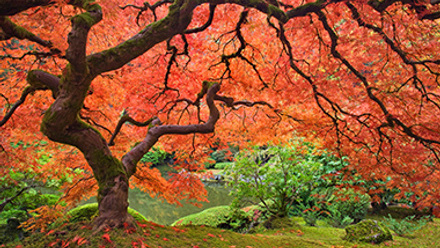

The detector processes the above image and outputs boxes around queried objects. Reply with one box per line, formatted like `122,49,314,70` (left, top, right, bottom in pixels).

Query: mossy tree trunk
32,1,135,229
37,68,133,229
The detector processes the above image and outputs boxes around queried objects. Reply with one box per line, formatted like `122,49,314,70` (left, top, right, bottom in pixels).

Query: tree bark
38,71,133,229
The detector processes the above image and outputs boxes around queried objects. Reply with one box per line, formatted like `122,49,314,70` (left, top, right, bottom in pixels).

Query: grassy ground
3,207,440,248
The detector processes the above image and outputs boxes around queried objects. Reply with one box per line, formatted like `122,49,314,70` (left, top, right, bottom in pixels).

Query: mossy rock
67,203,148,223
344,219,393,244
171,205,234,228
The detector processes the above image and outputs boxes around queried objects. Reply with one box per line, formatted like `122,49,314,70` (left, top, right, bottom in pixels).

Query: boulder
344,219,392,244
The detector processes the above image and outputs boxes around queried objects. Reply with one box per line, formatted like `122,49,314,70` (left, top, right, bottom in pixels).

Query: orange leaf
102,233,112,243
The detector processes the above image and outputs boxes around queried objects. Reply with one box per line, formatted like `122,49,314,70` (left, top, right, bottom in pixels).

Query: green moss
67,203,148,222
72,12,97,28
344,219,392,244
267,4,288,22
40,106,57,135
263,216,299,230
2,17,35,39
7,212,440,247
171,205,233,227
26,70,47,89
91,152,126,182
89,151,127,202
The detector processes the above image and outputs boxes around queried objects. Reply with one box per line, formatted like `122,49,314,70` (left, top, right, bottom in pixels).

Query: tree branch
0,16,53,49
87,0,197,76
0,0,53,16
120,0,174,24
1,70,60,127
108,114,159,146
121,83,220,177
0,87,35,127
66,0,102,72
184,4,216,34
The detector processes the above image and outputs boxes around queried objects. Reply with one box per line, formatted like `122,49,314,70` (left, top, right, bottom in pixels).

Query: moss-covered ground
4,207,440,248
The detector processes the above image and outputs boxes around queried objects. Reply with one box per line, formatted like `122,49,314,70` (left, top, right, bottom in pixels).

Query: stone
344,219,393,244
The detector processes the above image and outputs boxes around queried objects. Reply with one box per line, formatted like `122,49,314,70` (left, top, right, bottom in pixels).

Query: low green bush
326,205,354,228
214,162,233,170
225,142,323,218
324,188,371,227
298,204,324,227
384,214,430,236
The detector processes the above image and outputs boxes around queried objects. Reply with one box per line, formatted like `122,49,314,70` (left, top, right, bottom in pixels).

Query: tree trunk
84,150,132,229
73,137,134,229
38,70,133,229
93,158,133,229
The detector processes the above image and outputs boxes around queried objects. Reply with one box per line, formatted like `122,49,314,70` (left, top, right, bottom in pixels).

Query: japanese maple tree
2,0,440,229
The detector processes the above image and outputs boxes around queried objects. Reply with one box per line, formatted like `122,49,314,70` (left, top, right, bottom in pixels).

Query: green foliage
325,188,371,226
225,141,323,218
0,170,60,245
384,214,430,236
314,188,371,228
326,205,355,228
214,162,233,170
205,143,239,169
298,203,325,227
0,170,62,223
140,147,173,167
211,150,228,163
67,203,148,223
289,150,349,216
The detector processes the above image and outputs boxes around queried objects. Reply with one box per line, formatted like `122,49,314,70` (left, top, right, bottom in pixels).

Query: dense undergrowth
3,207,439,248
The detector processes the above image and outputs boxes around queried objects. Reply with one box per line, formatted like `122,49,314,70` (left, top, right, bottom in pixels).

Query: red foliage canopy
1,0,440,226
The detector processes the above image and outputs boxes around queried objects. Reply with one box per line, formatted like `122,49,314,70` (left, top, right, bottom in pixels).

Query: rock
171,205,235,228
344,219,392,244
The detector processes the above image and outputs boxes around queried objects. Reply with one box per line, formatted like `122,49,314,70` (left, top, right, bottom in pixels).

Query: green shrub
298,203,324,226
140,147,173,166
384,214,430,236
214,162,233,170
326,188,371,223
67,203,148,223
225,141,323,218
211,150,228,163
326,205,354,228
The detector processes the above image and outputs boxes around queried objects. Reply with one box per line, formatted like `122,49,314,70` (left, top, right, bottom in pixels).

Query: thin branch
0,86,35,127
108,113,159,146
184,4,216,34
120,0,174,24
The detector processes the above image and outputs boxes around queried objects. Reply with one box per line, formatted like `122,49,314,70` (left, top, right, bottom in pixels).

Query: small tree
225,142,322,217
